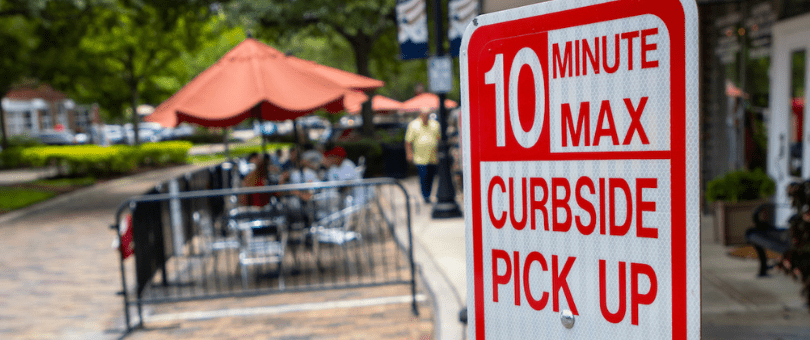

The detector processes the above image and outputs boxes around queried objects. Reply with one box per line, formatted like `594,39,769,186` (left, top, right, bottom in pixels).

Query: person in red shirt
239,157,270,207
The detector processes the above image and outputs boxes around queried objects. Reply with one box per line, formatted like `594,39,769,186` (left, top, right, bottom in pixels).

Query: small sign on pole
460,0,700,339
429,56,454,93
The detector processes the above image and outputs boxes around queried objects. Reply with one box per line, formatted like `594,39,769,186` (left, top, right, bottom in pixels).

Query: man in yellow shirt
405,110,441,203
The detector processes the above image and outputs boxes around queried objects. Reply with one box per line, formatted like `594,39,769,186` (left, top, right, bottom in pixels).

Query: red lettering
575,39,581,77
492,249,511,303
523,251,549,311
609,178,632,236
530,177,549,231
636,178,658,238
561,102,591,147
631,263,658,326
552,255,578,314
620,31,640,71
488,176,506,229
489,176,661,239
599,260,627,323
551,178,572,232
514,251,521,306
640,28,659,69
581,37,600,75
599,178,607,235
552,28,658,78
593,100,619,146
602,34,620,73
622,97,650,145
553,42,573,79
509,177,528,230
575,177,596,235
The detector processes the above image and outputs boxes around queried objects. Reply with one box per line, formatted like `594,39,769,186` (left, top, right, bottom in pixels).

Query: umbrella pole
293,119,304,179
257,115,270,185
261,122,267,156
253,106,267,157
223,127,231,163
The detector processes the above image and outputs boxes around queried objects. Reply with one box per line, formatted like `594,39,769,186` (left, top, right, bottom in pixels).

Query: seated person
279,150,324,200
323,146,358,182
280,147,299,173
238,152,261,178
278,150,326,224
322,146,367,206
239,157,270,207
267,149,283,173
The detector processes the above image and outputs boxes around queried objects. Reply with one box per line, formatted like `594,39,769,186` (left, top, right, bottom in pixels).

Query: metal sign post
431,0,463,219
460,0,700,339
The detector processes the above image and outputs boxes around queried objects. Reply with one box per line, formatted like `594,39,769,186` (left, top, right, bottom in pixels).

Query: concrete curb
394,178,467,340
411,227,466,340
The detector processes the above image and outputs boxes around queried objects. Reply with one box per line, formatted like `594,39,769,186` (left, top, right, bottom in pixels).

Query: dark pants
416,164,437,202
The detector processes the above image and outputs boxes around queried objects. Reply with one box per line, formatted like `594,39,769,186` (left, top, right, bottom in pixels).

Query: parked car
298,116,329,129
339,115,363,127
274,120,294,135
122,123,161,143
254,121,276,136
138,127,160,143
36,130,80,145
74,133,89,144
161,124,195,140
103,125,125,144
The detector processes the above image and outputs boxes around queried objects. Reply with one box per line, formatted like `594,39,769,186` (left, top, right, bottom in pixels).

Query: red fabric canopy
286,57,384,92
345,93,405,114
399,93,458,113
146,38,376,127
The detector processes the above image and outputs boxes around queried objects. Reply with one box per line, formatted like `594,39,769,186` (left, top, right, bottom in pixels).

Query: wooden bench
744,203,791,277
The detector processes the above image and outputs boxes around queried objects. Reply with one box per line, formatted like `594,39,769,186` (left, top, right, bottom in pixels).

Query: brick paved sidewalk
0,162,434,339
127,282,432,339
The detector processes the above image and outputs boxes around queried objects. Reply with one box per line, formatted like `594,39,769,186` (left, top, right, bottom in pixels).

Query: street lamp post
431,0,463,219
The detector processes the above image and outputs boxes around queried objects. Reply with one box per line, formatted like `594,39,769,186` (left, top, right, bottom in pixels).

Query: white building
1,84,98,137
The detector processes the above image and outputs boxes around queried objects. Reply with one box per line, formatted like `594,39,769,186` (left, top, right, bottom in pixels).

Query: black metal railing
113,165,415,331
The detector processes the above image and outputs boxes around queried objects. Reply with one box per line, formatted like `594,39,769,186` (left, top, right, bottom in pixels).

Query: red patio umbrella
286,58,384,92
399,92,458,113
146,38,372,128
345,93,405,114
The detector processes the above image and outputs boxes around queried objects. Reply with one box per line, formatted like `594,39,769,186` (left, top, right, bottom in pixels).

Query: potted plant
705,168,776,245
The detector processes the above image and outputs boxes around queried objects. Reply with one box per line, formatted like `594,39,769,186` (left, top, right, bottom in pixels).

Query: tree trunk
130,93,139,146
349,33,376,137
0,93,8,150
127,50,140,146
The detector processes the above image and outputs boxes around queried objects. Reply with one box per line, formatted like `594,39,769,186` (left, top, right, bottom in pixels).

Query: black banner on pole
448,0,478,57
396,0,429,60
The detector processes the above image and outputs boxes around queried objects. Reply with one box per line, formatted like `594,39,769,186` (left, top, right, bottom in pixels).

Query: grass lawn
0,176,98,213
188,142,293,164
0,187,57,212
33,176,96,188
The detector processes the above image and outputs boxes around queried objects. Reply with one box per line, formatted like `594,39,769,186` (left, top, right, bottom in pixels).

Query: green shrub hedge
1,147,26,168
705,168,776,203
334,139,384,177
0,135,44,168
19,141,193,177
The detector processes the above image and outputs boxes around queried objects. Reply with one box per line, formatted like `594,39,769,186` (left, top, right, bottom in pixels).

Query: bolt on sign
460,0,699,339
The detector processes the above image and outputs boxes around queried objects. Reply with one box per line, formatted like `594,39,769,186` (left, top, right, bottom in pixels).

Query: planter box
713,199,769,245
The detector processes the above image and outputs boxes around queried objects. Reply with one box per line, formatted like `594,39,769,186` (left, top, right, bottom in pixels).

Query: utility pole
431,0,463,219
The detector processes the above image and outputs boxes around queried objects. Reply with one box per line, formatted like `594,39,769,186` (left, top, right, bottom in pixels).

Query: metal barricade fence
113,171,415,331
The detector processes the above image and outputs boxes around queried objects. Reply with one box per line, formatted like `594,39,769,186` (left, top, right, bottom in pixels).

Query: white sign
429,56,454,93
460,0,700,339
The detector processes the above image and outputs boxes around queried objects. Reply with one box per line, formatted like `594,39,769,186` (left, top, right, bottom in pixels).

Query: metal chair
230,217,288,290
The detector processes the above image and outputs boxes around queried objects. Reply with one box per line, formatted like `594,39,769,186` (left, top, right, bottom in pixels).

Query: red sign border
464,0,690,339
